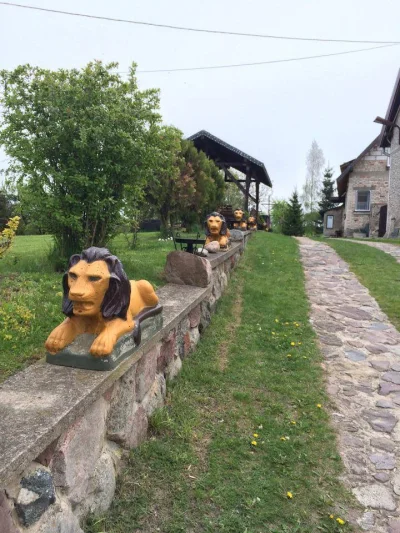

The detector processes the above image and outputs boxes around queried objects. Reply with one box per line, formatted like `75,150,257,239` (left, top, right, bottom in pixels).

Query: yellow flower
336,518,345,525
56,291,63,297
287,354,292,358
317,404,322,408
251,440,257,446
275,318,279,323
329,514,334,519
286,491,293,499
253,433,259,438
295,323,299,327
290,342,296,346
291,421,296,425
298,342,302,345
272,332,276,335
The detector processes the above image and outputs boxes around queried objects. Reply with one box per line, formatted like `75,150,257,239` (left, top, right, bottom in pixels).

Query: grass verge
85,233,355,533
322,239,400,330
0,232,175,383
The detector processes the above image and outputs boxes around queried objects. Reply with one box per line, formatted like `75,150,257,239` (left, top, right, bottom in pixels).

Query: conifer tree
318,167,336,218
282,190,304,236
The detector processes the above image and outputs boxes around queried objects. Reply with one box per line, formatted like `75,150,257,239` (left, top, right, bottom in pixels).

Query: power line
135,43,398,73
1,1,400,45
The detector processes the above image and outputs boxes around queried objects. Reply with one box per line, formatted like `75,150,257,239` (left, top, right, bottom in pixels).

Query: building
377,69,400,237
323,137,389,237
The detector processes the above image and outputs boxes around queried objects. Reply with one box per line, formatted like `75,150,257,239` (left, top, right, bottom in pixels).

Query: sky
0,0,399,205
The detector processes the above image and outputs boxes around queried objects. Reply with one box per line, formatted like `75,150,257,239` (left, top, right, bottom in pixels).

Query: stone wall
343,145,389,237
0,237,250,533
386,112,400,237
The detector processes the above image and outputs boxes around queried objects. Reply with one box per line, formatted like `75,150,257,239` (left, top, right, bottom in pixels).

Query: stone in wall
15,467,56,527
188,305,201,328
107,364,136,444
165,355,182,381
25,497,83,533
141,374,166,417
157,329,176,373
164,251,212,287
51,397,108,507
79,448,116,518
0,491,19,533
135,345,159,401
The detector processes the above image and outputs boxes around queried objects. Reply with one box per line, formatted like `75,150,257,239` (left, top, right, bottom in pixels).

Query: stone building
323,137,389,237
377,69,400,237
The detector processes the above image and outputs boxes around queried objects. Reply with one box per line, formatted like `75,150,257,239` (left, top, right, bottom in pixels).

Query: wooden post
245,166,251,212
256,181,260,221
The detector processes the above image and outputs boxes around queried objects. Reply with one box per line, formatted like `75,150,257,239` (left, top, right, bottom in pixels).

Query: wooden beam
256,181,260,221
224,167,257,204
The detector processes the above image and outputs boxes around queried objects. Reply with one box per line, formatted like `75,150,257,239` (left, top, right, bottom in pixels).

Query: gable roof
380,69,400,148
187,130,272,187
336,135,381,197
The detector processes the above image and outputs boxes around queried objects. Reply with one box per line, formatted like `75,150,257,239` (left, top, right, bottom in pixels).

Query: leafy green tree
222,174,244,209
0,62,161,266
270,199,289,233
145,137,225,235
0,188,14,228
318,167,336,217
282,191,304,236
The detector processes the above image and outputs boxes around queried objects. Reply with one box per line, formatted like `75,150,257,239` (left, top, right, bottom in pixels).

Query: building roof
187,130,272,187
380,69,400,148
336,135,381,197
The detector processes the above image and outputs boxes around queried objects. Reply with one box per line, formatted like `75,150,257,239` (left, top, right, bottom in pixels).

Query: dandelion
272,332,276,335
317,404,322,408
275,319,279,323
286,491,293,499
329,514,334,519
290,342,296,346
291,421,296,425
287,354,292,358
251,440,257,446
253,433,259,438
336,518,345,525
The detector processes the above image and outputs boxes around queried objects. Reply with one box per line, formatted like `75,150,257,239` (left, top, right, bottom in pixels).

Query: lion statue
233,208,247,230
205,212,230,249
45,247,161,357
247,216,257,231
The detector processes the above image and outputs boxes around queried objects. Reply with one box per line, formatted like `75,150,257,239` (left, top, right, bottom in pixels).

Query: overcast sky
1,0,399,203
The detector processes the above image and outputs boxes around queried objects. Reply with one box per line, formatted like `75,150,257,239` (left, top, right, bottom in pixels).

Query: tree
302,140,325,213
222,179,244,209
144,136,225,235
270,199,289,233
318,167,336,217
0,61,162,265
0,188,14,228
282,191,304,236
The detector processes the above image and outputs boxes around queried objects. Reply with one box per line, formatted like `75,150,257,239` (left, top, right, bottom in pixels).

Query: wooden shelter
187,130,272,219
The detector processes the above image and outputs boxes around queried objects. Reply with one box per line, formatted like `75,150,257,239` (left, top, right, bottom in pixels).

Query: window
326,215,334,229
356,190,370,211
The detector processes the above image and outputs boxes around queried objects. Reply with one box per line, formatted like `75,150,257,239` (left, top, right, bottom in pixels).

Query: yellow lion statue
45,247,160,357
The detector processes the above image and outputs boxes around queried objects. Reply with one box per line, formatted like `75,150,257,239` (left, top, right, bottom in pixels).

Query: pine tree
282,190,304,236
318,167,335,218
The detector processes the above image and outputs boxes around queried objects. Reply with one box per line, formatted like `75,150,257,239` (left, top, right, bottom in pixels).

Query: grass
85,233,355,533
0,232,175,383
322,238,400,331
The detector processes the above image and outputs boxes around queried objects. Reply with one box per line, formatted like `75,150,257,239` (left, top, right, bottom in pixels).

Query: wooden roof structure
187,130,271,216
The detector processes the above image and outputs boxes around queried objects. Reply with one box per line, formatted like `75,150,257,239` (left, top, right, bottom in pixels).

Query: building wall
343,145,389,237
386,112,400,236
323,207,344,237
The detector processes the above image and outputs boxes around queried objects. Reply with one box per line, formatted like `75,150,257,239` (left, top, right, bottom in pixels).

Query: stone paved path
341,239,400,264
297,237,400,533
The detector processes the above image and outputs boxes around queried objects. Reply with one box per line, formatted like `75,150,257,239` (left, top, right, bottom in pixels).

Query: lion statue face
248,216,256,224
62,247,131,320
67,259,111,317
234,209,244,221
204,212,228,237
207,214,223,235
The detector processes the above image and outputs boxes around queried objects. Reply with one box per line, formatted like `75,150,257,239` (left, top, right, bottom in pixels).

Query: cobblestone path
341,239,400,264
297,237,400,533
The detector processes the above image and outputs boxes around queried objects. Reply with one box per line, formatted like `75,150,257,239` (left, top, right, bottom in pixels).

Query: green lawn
322,238,400,331
85,233,355,533
0,232,175,382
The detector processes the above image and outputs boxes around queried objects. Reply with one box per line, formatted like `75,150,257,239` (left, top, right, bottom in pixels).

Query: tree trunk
160,205,171,237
